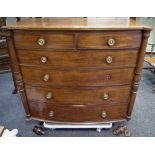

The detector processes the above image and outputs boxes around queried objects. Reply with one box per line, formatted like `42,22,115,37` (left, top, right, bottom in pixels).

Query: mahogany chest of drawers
5,18,151,124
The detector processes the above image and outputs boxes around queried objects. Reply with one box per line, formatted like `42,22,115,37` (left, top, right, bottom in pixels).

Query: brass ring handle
41,56,48,63
43,74,50,82
108,38,115,46
49,111,54,117
105,56,113,64
38,38,45,46
101,112,107,118
46,92,53,100
102,93,109,100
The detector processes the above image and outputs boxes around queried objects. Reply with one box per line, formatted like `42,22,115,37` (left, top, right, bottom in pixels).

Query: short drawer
18,49,138,68
78,31,142,49
22,67,134,87
25,85,131,105
14,31,74,49
29,103,128,123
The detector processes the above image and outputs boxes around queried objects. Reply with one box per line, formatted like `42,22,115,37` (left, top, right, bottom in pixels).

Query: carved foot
33,125,45,135
113,125,131,137
124,128,131,137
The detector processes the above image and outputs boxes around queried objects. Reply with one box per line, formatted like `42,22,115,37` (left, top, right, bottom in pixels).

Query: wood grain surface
5,18,151,123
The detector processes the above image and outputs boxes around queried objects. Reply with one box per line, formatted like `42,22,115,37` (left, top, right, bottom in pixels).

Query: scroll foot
33,125,45,135
113,125,131,137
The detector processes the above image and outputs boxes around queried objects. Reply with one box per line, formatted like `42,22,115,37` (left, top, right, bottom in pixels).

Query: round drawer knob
105,56,113,64
101,112,107,118
41,56,48,63
43,74,50,82
38,38,45,46
49,111,54,117
108,38,115,46
46,92,53,100
103,93,109,100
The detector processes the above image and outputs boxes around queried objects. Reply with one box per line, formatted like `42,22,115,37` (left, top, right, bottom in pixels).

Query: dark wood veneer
25,85,131,105
29,102,128,122
78,31,142,49
5,18,151,124
14,31,75,49
21,67,134,87
17,49,138,68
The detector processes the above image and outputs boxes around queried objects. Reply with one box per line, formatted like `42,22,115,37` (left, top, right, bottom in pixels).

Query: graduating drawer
29,102,128,123
18,49,138,68
14,31,74,49
22,67,134,86
78,31,142,49
25,85,131,105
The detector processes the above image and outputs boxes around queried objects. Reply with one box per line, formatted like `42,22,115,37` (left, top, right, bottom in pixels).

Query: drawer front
22,67,134,86
14,31,74,49
25,85,131,105
29,103,128,122
18,50,138,68
78,31,142,49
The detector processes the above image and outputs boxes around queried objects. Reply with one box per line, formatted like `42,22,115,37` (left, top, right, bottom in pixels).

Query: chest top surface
4,17,152,30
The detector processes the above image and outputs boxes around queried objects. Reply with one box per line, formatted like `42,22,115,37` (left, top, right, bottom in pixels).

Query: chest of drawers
5,18,151,124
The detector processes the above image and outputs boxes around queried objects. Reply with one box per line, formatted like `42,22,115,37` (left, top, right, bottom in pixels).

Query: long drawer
22,67,134,86
78,31,141,49
25,85,131,105
14,31,75,49
18,49,138,68
28,102,128,123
